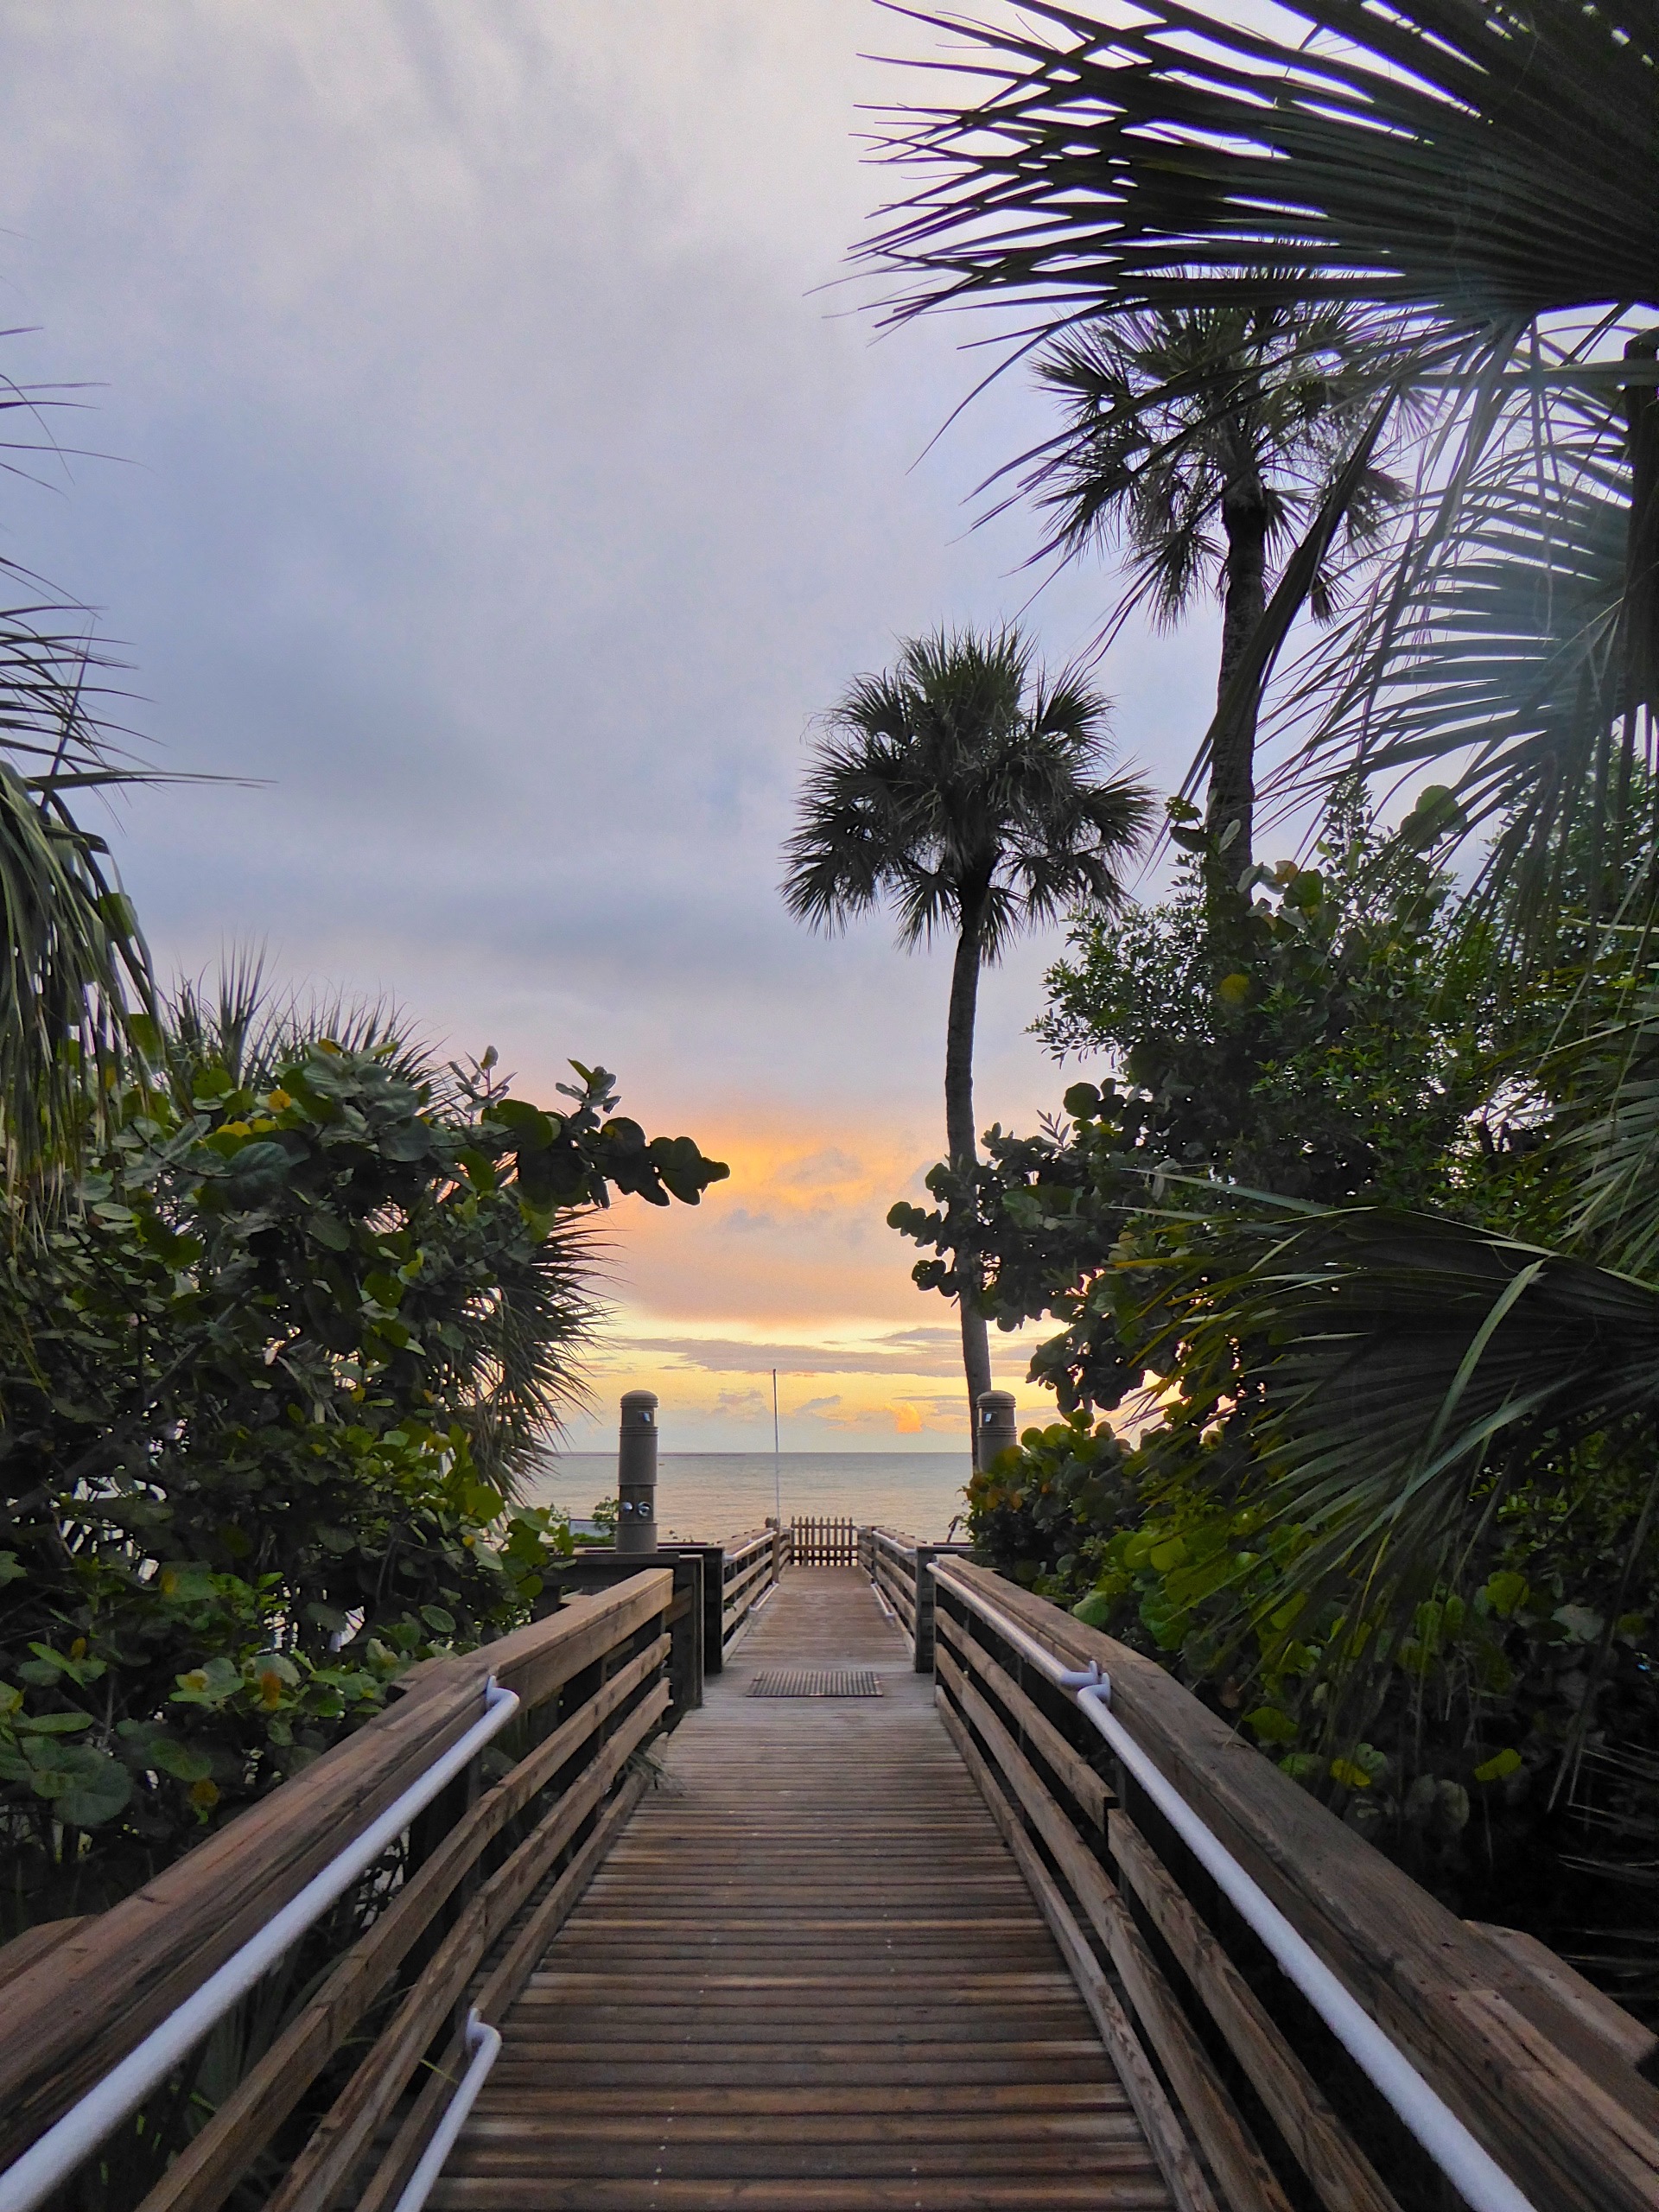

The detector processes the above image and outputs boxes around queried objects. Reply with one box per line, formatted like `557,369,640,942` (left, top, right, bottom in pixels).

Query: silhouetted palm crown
1028,302,1397,631
781,630,1150,953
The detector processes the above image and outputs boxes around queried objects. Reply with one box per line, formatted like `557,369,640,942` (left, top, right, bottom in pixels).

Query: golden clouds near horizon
601,1109,941,1325
562,1105,1047,1448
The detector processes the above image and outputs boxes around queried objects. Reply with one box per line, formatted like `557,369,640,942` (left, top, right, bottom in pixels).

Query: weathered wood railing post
557,1549,703,1710
681,1542,727,1677
0,1573,679,2212
929,1558,1659,2212
912,1546,940,1673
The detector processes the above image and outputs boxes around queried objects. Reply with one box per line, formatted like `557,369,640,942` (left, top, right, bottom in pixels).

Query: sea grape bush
968,1411,1654,1923
0,1033,726,1927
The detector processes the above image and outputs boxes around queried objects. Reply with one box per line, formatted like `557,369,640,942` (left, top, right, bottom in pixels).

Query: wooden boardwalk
436,1567,1172,2210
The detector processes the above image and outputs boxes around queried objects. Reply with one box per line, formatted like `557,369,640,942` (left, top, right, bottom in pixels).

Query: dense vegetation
0,976,725,1934
872,0,1659,2014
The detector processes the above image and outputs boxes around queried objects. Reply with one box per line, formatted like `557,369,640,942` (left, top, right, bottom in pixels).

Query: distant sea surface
523,1452,972,1545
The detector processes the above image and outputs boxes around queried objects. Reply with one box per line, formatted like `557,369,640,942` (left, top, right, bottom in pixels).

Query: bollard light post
975,1389,1018,1474
615,1390,658,1554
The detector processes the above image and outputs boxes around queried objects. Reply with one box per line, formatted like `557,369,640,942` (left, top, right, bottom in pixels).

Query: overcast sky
0,2,1221,1450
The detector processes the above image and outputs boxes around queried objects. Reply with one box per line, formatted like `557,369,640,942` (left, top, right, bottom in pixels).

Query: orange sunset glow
557,1103,1052,1450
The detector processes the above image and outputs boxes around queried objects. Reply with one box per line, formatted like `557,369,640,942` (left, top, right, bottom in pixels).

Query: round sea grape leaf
27,1740,133,1826
1243,1705,1300,1745
1472,1747,1522,1785
648,1135,715,1204
379,1120,439,1162
490,1098,549,1140
118,1723,215,1783
222,1141,295,1200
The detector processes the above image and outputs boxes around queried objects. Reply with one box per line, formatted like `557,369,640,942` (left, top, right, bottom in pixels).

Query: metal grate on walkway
747,1665,882,1699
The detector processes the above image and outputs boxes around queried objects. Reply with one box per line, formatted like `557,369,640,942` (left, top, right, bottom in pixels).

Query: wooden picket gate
788,1514,857,1565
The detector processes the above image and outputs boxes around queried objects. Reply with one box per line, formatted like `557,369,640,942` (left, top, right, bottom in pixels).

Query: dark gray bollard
975,1389,1018,1473
616,1389,659,1553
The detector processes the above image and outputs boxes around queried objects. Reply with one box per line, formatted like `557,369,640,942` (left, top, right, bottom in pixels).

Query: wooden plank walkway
435,1567,1173,2210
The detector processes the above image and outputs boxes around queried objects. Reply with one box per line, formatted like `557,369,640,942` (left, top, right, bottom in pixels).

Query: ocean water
522,1452,973,1546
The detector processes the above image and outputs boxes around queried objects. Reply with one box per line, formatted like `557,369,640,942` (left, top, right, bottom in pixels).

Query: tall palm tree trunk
1207,479,1270,886
1622,329,1659,741
945,917,993,1431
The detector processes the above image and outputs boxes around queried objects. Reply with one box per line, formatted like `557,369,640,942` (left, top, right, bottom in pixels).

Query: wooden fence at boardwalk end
789,1515,858,1567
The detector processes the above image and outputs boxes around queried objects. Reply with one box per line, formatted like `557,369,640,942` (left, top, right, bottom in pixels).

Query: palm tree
0,360,154,1190
1020,302,1400,882
0,609,152,1188
781,626,1152,1428
863,0,1659,912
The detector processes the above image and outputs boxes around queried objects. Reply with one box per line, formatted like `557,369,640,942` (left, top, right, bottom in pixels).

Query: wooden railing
719,1524,788,1656
0,1569,680,2212
857,1525,973,1670
790,1514,858,1566
931,1558,1659,2212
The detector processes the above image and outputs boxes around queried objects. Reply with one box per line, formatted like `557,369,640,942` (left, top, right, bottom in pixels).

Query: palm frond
163,954,423,1096
865,1,1656,357
1558,979,1659,1281
443,1210,604,1491
863,3,1659,911
1274,399,1629,856
1147,1199,1659,1615
0,758,148,1185
1020,299,1406,604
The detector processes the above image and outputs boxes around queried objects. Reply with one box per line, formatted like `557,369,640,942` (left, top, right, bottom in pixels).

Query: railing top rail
867,1525,919,1554
932,1560,1659,2212
0,1568,676,2171
865,1528,973,1556
721,1528,776,1560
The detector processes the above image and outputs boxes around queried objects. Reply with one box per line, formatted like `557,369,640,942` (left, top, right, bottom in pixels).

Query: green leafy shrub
969,1414,1656,1929
0,1025,725,1929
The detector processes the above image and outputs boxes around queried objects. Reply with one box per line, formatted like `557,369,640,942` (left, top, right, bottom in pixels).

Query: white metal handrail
930,1566,1538,2212
0,1677,520,2212
392,2007,502,2212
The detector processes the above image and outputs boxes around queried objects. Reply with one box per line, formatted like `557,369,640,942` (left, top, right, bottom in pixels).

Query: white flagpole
772,1368,782,1528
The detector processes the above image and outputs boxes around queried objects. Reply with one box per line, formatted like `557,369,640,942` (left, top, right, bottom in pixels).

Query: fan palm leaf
1266,386,1635,909
1143,1197,1659,1614
0,738,149,1186
865,3,1659,904
867,0,1657,354
1556,977,1659,1282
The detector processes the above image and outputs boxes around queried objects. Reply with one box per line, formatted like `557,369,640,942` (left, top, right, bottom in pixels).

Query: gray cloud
629,1330,966,1378
0,2,1219,1376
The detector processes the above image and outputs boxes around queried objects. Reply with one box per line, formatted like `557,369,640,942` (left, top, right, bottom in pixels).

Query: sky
0,2,1223,1452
